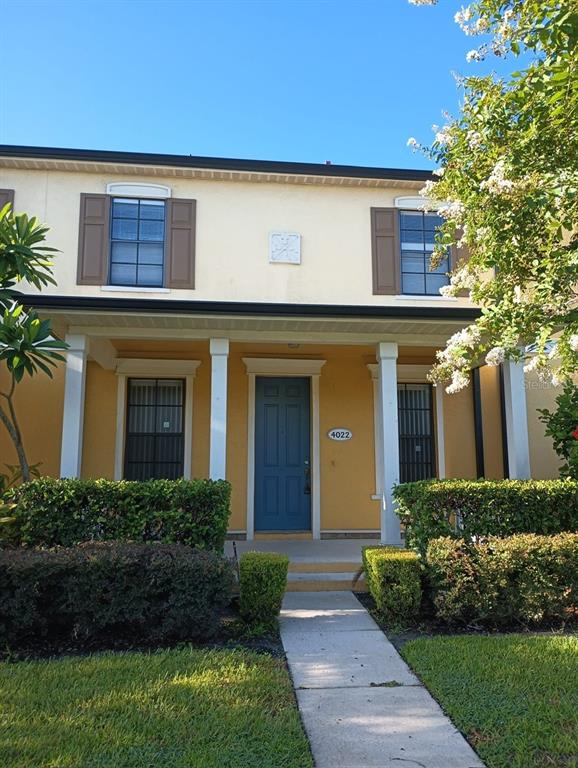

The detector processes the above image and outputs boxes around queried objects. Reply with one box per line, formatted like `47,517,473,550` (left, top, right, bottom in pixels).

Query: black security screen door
398,383,435,483
124,378,184,480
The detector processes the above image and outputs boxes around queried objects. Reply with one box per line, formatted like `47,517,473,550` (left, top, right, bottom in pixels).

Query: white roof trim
242,357,326,376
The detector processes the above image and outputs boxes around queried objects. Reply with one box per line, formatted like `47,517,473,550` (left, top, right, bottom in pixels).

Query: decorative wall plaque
269,232,301,264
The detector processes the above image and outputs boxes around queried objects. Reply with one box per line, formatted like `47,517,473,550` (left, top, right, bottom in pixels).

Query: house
0,145,561,544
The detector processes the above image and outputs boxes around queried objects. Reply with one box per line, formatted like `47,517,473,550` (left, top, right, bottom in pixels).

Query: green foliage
362,546,422,625
0,542,234,649
239,552,289,630
408,1,578,390
394,478,578,554
538,382,578,479
4,477,232,551
0,648,313,768
0,204,67,480
426,533,578,626
402,634,578,768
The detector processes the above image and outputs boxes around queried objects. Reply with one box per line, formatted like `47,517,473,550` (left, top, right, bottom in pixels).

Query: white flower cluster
446,370,471,394
466,46,487,62
407,137,420,149
570,335,578,352
408,0,437,5
439,265,476,297
467,130,483,149
434,128,455,146
439,200,465,221
480,159,516,195
420,179,438,198
485,347,506,366
433,167,445,177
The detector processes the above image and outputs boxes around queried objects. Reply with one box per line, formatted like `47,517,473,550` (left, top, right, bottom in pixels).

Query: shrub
239,552,289,629
426,533,578,626
0,542,234,649
362,546,422,625
394,478,578,554
3,477,231,551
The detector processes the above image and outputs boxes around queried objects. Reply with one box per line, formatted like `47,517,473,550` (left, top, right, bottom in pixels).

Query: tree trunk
0,393,31,483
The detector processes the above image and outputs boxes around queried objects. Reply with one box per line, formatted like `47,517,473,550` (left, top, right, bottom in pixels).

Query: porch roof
25,295,479,346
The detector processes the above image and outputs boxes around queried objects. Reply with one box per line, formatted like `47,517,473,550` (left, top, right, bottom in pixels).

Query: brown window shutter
0,189,15,210
371,207,399,295
77,193,110,285
165,198,196,289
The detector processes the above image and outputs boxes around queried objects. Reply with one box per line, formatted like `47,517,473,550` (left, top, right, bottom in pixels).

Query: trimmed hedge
3,477,231,551
239,552,289,629
362,546,422,625
0,542,234,649
394,479,578,554
426,533,578,626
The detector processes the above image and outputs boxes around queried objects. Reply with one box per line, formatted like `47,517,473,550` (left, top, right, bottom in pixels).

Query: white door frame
243,358,326,540
114,358,201,480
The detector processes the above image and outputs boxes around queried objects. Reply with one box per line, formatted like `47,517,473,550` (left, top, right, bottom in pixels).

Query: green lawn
0,647,313,768
402,634,578,768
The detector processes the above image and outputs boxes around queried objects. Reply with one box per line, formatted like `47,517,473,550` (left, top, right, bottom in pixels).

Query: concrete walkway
280,591,484,768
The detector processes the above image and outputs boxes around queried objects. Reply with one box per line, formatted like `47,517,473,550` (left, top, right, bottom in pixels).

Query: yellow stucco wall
0,363,65,477
479,365,505,479
443,385,478,479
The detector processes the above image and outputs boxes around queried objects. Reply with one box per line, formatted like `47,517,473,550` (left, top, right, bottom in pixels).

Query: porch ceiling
46,309,470,346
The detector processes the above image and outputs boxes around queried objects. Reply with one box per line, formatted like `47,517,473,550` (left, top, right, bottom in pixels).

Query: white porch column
502,357,531,478
377,342,402,546
60,334,88,478
209,338,229,480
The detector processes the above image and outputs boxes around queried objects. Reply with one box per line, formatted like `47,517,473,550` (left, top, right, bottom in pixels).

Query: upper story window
110,198,165,287
399,211,449,296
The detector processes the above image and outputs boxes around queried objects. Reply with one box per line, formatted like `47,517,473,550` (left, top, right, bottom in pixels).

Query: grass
0,647,313,768
402,634,578,768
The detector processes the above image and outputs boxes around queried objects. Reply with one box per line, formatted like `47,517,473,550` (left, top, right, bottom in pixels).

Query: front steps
286,561,366,592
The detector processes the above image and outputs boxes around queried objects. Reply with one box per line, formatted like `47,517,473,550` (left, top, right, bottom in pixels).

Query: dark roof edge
0,145,434,182
21,295,480,321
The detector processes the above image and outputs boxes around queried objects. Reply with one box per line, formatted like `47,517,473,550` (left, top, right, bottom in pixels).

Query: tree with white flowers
407,0,578,393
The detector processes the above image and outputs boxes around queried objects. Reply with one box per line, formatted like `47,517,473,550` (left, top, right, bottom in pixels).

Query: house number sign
327,428,353,441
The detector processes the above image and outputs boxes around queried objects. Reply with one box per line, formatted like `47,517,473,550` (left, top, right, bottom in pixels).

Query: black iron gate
398,383,435,483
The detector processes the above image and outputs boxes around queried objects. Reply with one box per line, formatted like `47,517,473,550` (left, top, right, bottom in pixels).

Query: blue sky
1,0,513,169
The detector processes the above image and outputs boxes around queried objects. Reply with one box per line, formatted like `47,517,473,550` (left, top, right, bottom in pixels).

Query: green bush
362,546,422,625
394,478,578,554
239,552,289,629
0,542,234,649
426,533,578,626
3,477,231,551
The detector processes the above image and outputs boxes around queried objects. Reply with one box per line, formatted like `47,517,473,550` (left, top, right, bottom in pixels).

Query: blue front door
254,377,311,531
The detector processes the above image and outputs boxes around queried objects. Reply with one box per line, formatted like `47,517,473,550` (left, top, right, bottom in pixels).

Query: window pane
402,273,425,294
400,211,423,230
112,218,138,240
140,200,165,220
424,213,443,230
110,263,137,286
428,255,449,275
401,252,425,273
401,236,424,250
137,265,163,287
111,242,138,264
139,243,164,265
112,199,139,218
139,219,164,241
128,379,157,405
426,273,449,295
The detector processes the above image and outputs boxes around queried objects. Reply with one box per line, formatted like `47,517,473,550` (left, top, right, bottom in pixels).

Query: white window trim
114,358,201,481
242,357,326,540
367,363,445,491
106,182,172,198
394,195,442,211
100,285,171,294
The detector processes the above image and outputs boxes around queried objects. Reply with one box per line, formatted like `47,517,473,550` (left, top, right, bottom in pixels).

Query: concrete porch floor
224,538,377,591
224,538,377,564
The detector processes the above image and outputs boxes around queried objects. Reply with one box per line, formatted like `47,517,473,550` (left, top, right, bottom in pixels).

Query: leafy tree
407,0,578,393
0,204,67,481
538,383,578,479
